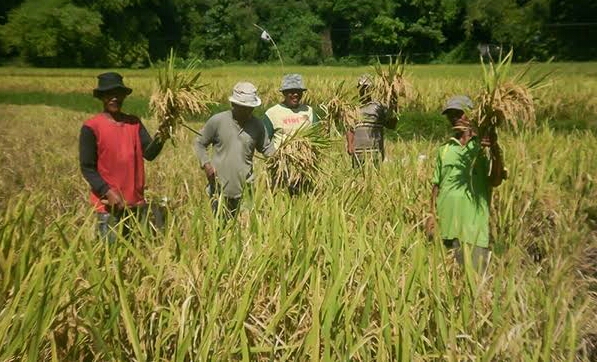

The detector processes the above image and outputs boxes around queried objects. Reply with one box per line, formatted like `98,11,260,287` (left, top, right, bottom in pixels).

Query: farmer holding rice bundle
263,73,318,149
425,95,506,272
263,73,321,195
79,72,167,241
346,74,398,168
195,82,274,220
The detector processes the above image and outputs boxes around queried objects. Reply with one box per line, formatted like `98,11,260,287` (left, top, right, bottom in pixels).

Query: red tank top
84,113,145,212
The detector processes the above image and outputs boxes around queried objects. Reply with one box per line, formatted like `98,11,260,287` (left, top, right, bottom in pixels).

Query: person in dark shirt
79,72,166,241
346,74,398,168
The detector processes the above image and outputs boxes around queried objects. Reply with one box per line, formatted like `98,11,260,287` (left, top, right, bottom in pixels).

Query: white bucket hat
229,82,262,107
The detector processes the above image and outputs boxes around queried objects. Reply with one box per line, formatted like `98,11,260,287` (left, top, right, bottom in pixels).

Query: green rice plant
149,49,212,141
0,66,596,361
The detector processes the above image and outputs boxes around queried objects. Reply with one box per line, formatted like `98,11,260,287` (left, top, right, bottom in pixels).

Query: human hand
481,128,498,148
424,215,436,240
347,143,355,155
157,125,171,141
102,189,125,209
203,162,216,180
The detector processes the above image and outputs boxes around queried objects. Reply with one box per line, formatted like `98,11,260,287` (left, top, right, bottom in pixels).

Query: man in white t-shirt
263,73,318,149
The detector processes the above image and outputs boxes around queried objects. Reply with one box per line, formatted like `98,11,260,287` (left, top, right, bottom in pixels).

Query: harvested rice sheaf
266,124,331,191
474,49,552,136
319,80,360,135
371,56,417,116
149,49,212,141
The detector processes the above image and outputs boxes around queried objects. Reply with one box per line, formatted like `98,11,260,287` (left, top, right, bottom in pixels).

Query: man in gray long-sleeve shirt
195,82,275,219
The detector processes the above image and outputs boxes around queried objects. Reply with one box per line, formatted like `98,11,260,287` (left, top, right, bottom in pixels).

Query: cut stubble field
0,64,596,361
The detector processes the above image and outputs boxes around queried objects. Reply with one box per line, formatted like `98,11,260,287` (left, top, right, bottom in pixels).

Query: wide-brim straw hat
93,72,133,98
228,81,261,107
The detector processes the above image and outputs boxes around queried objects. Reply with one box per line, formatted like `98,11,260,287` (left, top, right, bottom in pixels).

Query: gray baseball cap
229,82,261,107
442,95,473,114
280,73,307,91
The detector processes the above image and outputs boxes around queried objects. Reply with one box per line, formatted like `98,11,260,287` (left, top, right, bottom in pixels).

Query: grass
0,63,596,360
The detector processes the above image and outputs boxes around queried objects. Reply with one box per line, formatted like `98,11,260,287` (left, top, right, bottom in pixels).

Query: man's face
358,85,370,99
231,103,254,122
101,89,128,114
445,109,470,132
282,89,304,108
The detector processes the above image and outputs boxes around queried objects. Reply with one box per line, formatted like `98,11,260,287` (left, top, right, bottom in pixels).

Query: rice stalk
319,80,360,136
371,55,417,115
266,123,332,191
474,49,553,136
149,49,212,141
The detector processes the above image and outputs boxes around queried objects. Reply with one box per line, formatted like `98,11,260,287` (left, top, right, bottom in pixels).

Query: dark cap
93,72,132,98
441,95,473,114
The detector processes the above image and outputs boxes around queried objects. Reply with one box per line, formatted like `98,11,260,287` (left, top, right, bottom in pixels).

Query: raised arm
139,122,165,161
383,103,398,130
488,145,506,187
482,129,506,187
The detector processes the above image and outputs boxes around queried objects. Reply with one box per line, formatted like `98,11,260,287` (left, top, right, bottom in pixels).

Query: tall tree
0,0,103,66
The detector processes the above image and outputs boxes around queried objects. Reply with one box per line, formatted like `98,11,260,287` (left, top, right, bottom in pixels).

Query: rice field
0,63,596,361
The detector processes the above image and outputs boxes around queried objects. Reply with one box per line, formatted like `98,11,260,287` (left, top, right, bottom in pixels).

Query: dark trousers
211,195,242,220
443,238,490,272
352,149,383,169
97,204,166,242
207,182,243,221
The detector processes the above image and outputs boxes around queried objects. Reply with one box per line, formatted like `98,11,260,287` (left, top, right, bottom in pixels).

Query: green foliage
0,0,103,66
1,0,597,66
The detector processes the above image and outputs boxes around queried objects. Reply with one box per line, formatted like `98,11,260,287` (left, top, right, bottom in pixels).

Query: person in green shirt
425,95,506,271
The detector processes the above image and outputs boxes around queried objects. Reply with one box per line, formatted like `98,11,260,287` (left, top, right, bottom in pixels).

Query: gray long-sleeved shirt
195,110,275,198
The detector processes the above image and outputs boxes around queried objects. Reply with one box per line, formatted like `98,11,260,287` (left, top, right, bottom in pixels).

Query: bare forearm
430,184,439,215
489,146,505,186
346,130,355,153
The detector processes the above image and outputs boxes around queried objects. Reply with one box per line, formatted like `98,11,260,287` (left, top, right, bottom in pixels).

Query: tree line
0,0,596,68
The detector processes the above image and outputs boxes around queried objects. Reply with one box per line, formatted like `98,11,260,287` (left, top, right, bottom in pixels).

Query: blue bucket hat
280,74,307,91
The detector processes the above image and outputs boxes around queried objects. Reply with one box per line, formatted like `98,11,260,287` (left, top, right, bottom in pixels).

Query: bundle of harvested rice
371,55,416,115
266,123,332,191
149,49,212,141
474,49,552,136
319,80,360,136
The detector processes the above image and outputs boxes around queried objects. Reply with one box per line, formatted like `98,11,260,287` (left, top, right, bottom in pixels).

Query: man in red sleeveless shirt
79,72,166,241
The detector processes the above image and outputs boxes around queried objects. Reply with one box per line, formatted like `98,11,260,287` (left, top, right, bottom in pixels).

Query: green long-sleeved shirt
195,110,275,198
